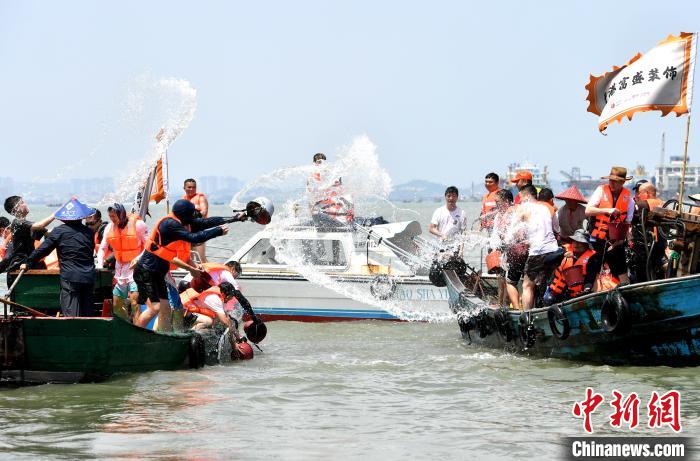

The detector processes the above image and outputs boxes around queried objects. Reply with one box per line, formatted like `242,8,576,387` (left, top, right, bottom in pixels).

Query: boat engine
647,202,700,276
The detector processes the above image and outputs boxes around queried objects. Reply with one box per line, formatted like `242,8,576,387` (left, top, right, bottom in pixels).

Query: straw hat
555,185,587,203
601,166,632,181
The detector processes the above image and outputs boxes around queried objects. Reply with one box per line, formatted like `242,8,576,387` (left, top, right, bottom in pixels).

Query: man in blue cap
134,199,244,331
21,198,97,317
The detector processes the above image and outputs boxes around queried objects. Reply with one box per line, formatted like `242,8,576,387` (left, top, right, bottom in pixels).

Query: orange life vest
591,185,631,240
202,262,230,276
316,189,354,223
184,193,207,217
145,214,192,270
94,224,112,261
0,229,10,260
480,190,498,229
44,250,59,270
181,286,223,319
549,248,596,296
107,215,143,263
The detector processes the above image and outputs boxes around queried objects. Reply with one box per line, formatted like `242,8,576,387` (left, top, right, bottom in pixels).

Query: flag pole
678,115,692,211
165,148,171,215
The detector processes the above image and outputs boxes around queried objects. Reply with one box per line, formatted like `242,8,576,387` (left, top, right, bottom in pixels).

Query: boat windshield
239,238,347,267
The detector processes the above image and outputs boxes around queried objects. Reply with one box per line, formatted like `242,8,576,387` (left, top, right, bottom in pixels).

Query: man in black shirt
0,196,56,274
21,199,97,317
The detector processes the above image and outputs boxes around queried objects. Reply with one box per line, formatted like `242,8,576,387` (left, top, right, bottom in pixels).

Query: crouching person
180,281,261,359
543,229,601,306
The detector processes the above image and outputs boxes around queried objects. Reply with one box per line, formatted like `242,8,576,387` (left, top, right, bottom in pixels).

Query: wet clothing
59,279,93,317
430,206,468,241
137,216,226,276
25,221,96,316
0,219,47,273
134,264,169,304
26,221,96,284
554,204,586,240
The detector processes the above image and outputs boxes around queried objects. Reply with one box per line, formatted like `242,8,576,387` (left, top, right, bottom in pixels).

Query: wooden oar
0,297,49,317
5,268,26,298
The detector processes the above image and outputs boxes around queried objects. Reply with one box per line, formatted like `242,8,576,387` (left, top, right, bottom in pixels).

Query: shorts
134,265,168,304
113,281,139,299
524,248,564,286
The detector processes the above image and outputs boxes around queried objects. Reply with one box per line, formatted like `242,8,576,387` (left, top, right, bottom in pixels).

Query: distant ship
505,160,550,189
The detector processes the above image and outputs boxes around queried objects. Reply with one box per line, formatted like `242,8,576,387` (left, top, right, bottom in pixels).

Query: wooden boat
0,270,212,384
441,269,700,367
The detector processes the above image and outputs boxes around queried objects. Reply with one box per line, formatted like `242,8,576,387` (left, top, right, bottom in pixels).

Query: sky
1,0,699,192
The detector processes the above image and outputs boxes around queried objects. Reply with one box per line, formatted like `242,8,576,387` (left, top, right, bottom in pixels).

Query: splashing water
232,135,462,322
100,76,197,206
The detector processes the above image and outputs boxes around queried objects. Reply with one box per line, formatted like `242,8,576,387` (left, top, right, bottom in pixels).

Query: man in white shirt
429,186,468,247
511,185,564,310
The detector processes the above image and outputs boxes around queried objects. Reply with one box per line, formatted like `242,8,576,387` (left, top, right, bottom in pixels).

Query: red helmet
244,320,267,344
232,341,254,360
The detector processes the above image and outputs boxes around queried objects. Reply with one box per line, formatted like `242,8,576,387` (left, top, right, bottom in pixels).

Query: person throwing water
429,186,468,251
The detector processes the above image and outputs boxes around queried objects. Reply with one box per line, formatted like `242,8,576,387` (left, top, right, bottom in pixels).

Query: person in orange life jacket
542,229,601,306
480,172,500,232
97,203,150,321
585,166,635,285
182,260,242,292
0,196,56,274
511,171,534,205
0,217,10,260
308,153,354,227
21,199,97,317
183,178,209,263
134,199,244,331
553,185,588,242
179,282,255,349
510,185,564,310
629,182,666,283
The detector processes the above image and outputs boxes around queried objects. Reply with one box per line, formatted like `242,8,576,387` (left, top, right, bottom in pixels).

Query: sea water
1,203,699,460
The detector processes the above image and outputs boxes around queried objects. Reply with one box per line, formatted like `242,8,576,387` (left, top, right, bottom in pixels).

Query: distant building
656,156,700,197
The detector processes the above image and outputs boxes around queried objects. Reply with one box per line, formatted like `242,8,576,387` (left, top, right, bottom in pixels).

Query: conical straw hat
555,185,587,203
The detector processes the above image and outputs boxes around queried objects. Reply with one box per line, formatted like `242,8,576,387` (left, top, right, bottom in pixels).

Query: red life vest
181,286,224,319
549,247,596,296
145,214,192,270
44,249,59,270
481,190,498,229
184,193,207,217
107,215,143,263
591,185,631,240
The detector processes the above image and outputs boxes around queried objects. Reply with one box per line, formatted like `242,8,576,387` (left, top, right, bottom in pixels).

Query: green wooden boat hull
0,315,199,384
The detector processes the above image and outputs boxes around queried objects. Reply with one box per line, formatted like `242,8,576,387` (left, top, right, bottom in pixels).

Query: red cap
510,171,533,183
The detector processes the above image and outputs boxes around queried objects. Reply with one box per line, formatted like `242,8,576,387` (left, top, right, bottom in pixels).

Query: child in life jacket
542,229,601,306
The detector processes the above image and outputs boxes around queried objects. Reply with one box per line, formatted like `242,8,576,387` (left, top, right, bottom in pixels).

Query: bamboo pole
678,115,692,210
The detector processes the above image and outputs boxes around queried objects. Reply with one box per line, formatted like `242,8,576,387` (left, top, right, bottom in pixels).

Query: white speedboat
225,220,450,321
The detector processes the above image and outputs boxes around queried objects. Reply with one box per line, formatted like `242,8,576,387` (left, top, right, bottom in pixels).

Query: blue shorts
113,281,139,299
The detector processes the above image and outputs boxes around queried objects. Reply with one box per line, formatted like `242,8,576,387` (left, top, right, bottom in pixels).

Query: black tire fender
600,290,630,333
188,334,206,369
369,275,397,300
547,304,571,340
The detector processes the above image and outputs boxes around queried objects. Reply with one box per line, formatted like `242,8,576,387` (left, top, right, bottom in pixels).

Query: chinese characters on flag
585,32,697,132
572,388,682,433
